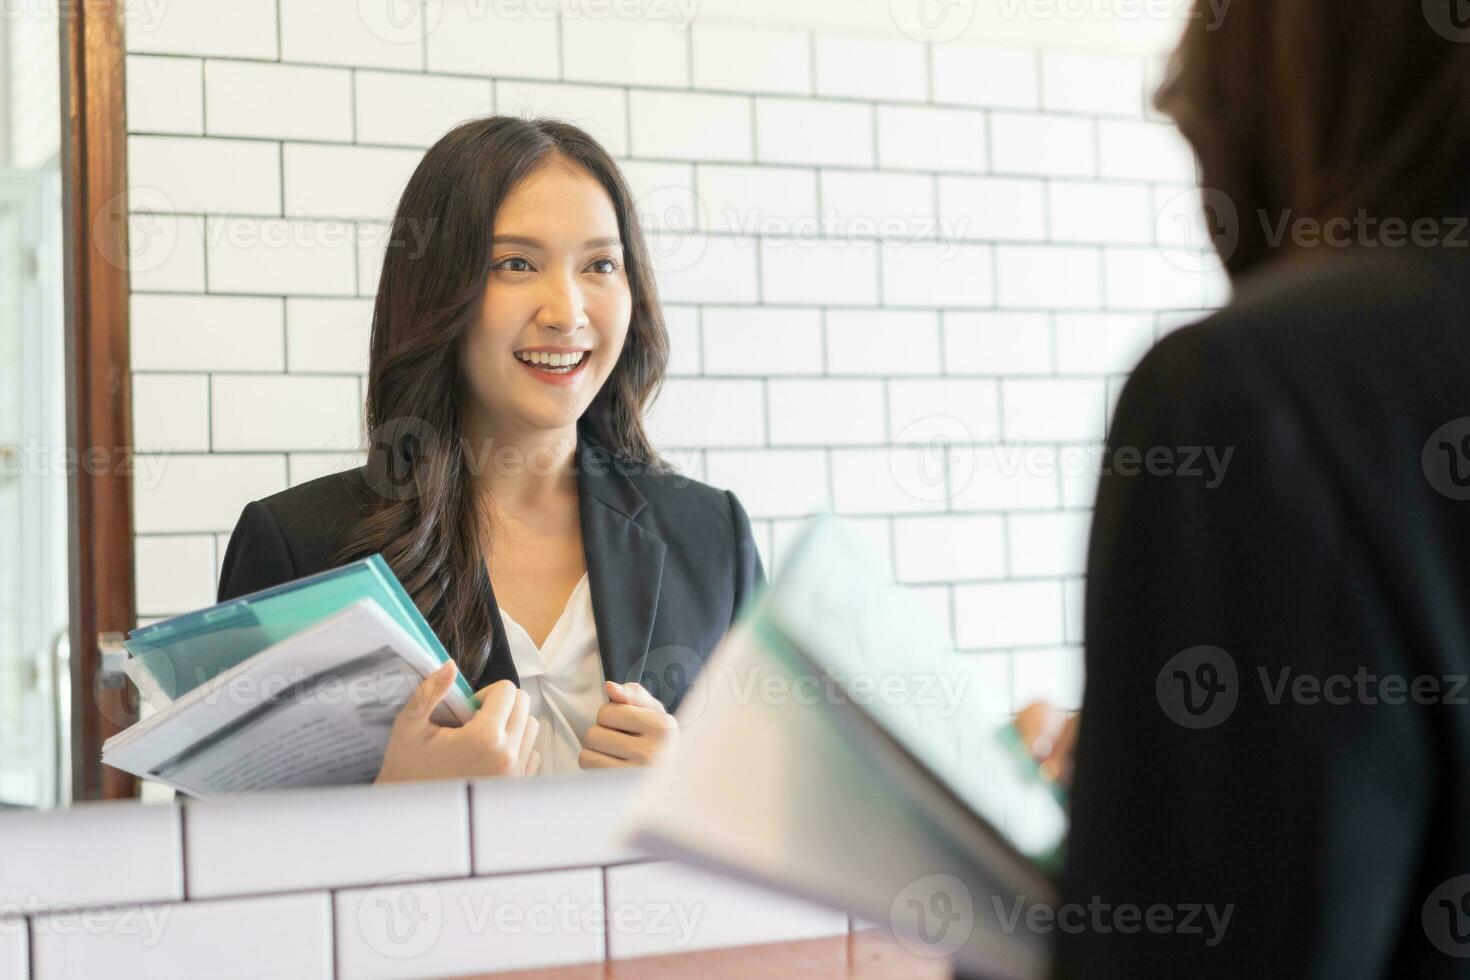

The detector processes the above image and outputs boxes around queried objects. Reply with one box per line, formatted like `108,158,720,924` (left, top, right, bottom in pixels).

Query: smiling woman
214,117,763,782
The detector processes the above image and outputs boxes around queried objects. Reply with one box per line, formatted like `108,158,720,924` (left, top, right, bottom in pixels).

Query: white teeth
516,350,586,372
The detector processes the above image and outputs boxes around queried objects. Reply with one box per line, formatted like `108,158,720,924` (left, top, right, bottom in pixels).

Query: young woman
217,117,763,781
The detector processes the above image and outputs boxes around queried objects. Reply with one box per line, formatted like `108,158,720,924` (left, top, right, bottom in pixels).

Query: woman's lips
515,352,590,386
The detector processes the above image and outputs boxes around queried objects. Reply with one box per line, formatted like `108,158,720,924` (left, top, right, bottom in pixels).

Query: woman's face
460,157,632,438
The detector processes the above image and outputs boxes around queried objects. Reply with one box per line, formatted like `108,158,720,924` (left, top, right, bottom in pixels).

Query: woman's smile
513,345,593,385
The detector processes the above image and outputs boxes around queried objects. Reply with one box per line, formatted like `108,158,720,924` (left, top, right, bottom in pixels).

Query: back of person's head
1157,0,1470,279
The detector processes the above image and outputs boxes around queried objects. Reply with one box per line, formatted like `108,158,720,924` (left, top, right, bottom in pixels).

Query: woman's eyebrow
491,234,623,248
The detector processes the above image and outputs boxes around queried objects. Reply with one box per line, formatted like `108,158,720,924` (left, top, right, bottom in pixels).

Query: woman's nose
535,272,590,332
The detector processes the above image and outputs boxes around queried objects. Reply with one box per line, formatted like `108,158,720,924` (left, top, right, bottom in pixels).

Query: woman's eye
588,258,619,274
496,257,531,273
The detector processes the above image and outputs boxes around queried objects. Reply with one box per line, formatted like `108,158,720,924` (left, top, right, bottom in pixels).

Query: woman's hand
375,663,541,784
1012,701,1079,787
579,681,678,769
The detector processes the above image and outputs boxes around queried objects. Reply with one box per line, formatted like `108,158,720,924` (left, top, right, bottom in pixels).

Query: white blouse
498,573,606,775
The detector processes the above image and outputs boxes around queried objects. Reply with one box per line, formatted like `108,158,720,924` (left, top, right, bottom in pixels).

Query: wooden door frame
59,1,137,801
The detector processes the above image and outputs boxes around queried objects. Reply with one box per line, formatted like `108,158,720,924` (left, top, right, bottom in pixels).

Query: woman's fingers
526,750,542,777
514,712,539,775
595,701,677,736
1013,701,1067,760
605,680,663,711
400,662,457,728
469,679,519,734
583,723,642,761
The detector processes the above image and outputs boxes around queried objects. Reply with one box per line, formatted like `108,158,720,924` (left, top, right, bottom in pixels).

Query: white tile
938,176,1046,242
128,213,206,293
1048,181,1152,245
496,81,628,156
136,535,218,614
1059,444,1103,509
954,580,1065,649
125,0,277,58
205,61,354,143
663,305,700,375
471,770,642,874
287,297,374,373
280,0,423,69
0,801,182,909
876,105,987,173
990,113,1094,177
761,239,879,306
1012,646,1085,710
814,33,926,102
768,380,886,446
133,453,287,533
1001,379,1107,441
995,245,1101,310
894,515,1006,582
132,374,210,451
1054,313,1155,374
1064,578,1086,645
950,444,1062,512
651,233,759,304
1098,120,1196,182
825,309,940,376
943,312,1052,376
831,448,946,515
704,450,829,518
697,164,818,236
186,781,470,898
563,17,689,87
818,170,934,236
1041,52,1145,117
355,71,492,148
701,306,823,376
131,294,285,372
932,44,1038,109
1008,511,1091,577
630,91,753,163
284,143,422,221
1104,247,1207,311
206,216,359,296
623,161,698,232
646,379,764,447
212,375,360,451
337,869,604,979
126,56,202,134
129,135,280,215
31,893,331,980
881,242,993,308
888,378,999,443
606,861,847,958
426,0,559,79
692,23,811,95
0,925,22,980
289,451,367,487
756,98,873,167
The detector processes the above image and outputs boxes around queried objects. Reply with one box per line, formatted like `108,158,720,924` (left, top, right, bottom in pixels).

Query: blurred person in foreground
1011,1,1470,976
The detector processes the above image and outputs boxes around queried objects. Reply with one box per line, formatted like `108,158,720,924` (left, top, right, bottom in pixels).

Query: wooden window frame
59,1,137,801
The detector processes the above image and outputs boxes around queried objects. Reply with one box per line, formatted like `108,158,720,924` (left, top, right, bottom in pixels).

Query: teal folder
125,554,478,705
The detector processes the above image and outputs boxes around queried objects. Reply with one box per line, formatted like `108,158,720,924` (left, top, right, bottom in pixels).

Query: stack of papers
104,556,476,797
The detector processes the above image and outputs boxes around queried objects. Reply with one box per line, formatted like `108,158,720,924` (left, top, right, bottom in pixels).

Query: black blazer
216,424,764,711
1054,243,1470,977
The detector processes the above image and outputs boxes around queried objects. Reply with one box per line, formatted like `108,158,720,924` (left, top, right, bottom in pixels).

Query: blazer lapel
577,432,665,687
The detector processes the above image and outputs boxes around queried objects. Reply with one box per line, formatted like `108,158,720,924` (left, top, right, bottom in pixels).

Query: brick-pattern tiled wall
0,772,849,978
123,0,1225,712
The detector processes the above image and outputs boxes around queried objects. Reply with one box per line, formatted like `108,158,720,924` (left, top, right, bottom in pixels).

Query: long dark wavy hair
1156,0,1470,280
330,116,670,680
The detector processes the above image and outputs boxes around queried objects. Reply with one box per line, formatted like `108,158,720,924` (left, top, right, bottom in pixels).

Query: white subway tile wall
124,3,1225,717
